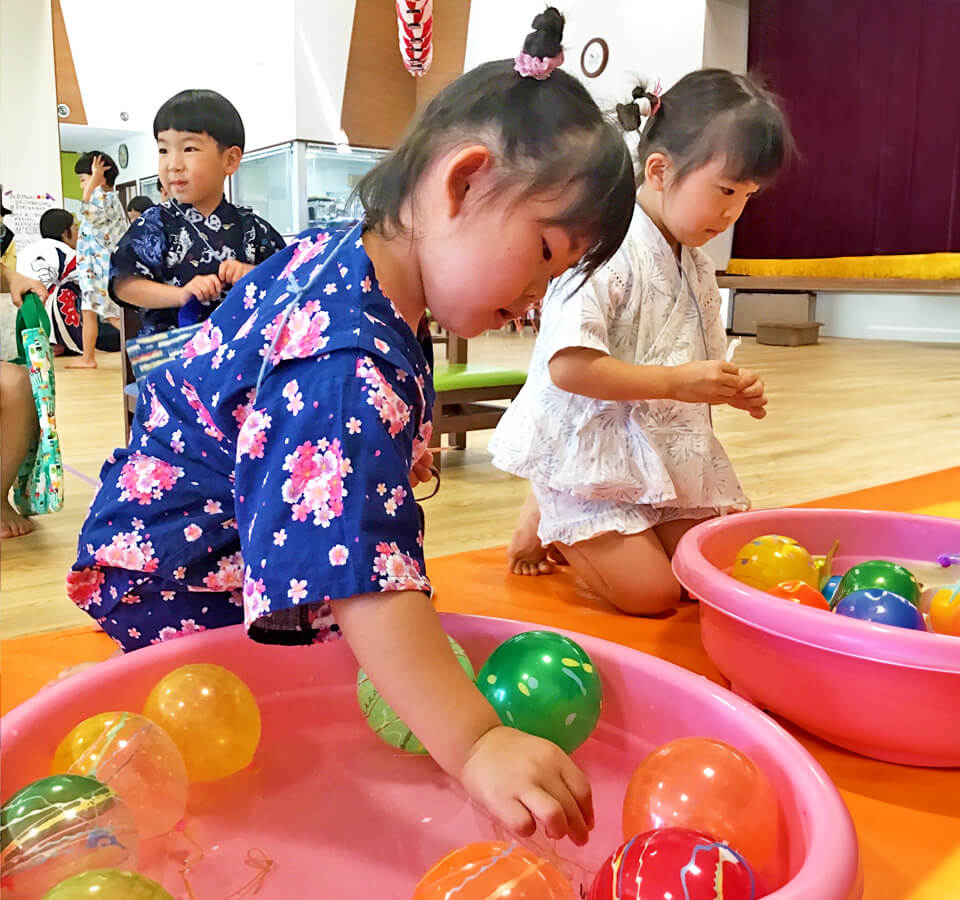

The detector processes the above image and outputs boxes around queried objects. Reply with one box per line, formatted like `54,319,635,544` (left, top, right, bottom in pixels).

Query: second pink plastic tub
673,508,960,767
1,614,861,898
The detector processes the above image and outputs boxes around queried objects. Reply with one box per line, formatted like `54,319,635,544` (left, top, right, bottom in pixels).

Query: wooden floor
3,333,959,639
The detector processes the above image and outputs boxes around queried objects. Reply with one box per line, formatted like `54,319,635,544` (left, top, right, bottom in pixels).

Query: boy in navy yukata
110,89,286,334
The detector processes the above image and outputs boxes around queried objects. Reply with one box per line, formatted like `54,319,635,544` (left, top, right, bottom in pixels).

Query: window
305,143,386,228
232,143,295,235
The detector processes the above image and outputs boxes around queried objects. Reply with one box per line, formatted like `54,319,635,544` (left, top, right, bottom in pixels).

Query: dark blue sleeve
252,216,288,264
109,206,167,300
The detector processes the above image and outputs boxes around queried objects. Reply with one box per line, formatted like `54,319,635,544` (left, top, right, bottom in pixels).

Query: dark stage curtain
733,0,960,259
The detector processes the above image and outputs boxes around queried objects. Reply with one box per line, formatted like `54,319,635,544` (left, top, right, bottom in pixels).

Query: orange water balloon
769,580,831,611
143,664,261,782
413,842,575,899
622,737,786,892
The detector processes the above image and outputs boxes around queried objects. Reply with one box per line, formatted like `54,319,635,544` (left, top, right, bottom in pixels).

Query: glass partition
232,143,295,235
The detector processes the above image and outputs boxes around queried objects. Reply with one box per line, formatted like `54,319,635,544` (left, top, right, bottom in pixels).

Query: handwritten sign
2,189,59,253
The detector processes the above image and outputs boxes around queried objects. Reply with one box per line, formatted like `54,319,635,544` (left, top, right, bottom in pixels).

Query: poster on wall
2,189,59,254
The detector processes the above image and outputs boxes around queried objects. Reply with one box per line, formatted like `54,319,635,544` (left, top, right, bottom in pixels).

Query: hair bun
523,6,565,58
616,102,642,132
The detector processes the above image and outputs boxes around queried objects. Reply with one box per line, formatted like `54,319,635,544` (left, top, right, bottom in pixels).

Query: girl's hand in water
670,360,741,404
460,725,593,846
727,368,768,419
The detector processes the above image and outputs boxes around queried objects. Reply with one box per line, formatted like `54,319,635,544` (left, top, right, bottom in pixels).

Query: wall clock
580,37,609,78
118,144,129,168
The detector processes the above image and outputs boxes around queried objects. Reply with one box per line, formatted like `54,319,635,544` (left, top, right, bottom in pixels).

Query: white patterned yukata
489,204,749,546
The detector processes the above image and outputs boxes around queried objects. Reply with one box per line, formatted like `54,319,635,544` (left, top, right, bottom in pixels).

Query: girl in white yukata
490,69,793,615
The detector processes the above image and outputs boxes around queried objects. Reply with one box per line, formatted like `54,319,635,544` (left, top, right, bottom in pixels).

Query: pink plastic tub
1,615,861,899
673,508,960,767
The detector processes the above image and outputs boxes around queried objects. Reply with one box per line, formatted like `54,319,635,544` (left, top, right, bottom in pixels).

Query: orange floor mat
4,468,960,899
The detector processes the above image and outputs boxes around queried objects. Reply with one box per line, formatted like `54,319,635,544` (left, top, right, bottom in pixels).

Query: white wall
817,293,960,343
293,0,355,144
0,0,63,244
465,1,708,113
701,0,749,269
59,0,298,151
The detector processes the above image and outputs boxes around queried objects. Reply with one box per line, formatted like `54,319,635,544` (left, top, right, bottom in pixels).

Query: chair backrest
119,306,141,440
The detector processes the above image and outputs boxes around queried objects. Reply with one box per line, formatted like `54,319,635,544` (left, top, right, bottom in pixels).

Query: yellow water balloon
143,664,261,782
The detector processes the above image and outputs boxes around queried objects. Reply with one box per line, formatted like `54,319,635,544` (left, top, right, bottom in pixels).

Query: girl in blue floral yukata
67,9,635,845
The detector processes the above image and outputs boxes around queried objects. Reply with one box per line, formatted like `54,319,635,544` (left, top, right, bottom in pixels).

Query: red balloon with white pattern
588,828,757,900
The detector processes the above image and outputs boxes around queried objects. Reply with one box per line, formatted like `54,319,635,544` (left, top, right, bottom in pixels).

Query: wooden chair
119,306,140,443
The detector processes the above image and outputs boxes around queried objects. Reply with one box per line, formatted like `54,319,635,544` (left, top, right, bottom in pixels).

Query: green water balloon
832,559,920,609
42,869,173,899
476,630,603,753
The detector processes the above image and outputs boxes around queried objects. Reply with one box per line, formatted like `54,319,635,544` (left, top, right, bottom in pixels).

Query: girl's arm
333,590,593,845
549,346,741,405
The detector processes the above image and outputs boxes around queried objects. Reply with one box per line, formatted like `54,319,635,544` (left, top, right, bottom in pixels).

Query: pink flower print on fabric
232,388,257,428
203,551,244,591
329,544,349,566
356,357,411,437
235,311,259,340
385,484,407,517
152,619,207,644
281,439,352,527
243,569,271,623
282,379,304,416
143,384,170,433
67,567,106,610
181,380,225,441
237,409,272,460
170,430,185,454
288,578,308,603
372,541,430,592
117,453,185,505
280,232,331,279
260,299,330,364
94,530,160,573
307,603,341,643
181,320,223,360
243,282,258,309
183,524,203,542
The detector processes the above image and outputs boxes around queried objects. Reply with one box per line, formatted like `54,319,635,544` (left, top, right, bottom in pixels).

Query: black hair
356,7,635,280
127,195,154,214
74,151,119,187
40,208,75,240
619,69,793,187
153,89,245,151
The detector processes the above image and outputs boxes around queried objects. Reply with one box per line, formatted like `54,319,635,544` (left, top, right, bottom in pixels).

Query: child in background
67,152,127,369
110,89,286,334
490,69,793,615
126,196,154,223
69,9,634,844
17,208,84,355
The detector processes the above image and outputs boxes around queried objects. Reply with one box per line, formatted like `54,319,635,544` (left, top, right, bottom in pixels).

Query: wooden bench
432,362,526,455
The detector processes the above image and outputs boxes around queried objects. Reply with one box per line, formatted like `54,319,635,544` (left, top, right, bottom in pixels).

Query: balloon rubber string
175,821,274,899
222,848,276,898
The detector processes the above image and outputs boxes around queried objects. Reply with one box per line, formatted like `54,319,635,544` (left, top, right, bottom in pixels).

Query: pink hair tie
514,50,564,80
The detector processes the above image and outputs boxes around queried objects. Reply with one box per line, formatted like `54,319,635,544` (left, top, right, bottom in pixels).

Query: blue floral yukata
110,197,287,334
69,223,435,651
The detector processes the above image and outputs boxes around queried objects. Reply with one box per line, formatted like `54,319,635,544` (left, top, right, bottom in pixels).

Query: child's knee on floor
601,570,682,616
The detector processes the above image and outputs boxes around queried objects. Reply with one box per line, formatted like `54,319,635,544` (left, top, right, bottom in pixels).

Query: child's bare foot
65,357,97,369
507,492,555,576
1,500,34,539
